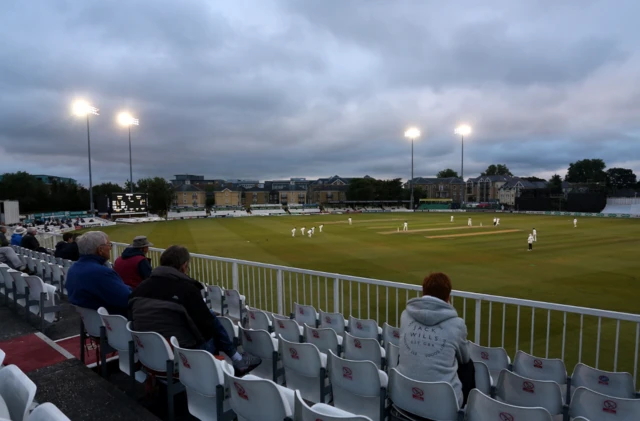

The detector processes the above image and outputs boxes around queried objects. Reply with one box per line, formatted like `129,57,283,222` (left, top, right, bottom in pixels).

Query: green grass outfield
95,213,640,379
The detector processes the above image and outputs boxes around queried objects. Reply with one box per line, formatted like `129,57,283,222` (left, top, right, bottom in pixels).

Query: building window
183,199,187,204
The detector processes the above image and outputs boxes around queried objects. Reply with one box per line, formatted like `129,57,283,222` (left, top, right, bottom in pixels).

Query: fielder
319,224,324,233
308,229,313,238
493,217,497,226
532,228,537,242
403,221,408,231
301,227,306,235
450,215,454,223
467,217,472,227
496,218,500,226
348,217,352,225
311,227,315,235
291,227,296,237
528,233,534,251
573,218,577,228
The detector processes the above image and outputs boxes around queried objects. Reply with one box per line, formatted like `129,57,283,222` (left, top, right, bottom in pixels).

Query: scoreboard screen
111,193,148,214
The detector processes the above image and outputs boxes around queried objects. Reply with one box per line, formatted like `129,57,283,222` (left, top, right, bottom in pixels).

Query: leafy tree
606,168,637,190
0,172,50,213
92,182,124,198
481,164,513,176
123,180,137,193
565,159,606,183
437,169,459,178
136,177,174,215
347,177,405,201
522,176,546,182
549,174,563,189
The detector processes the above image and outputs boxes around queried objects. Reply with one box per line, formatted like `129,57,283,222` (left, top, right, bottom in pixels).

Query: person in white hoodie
397,272,470,408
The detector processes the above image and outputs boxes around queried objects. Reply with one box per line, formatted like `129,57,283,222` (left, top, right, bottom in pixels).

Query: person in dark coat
55,232,80,261
113,236,153,289
20,227,47,252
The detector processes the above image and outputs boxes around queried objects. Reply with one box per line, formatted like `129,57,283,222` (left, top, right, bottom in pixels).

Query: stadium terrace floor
0,301,198,421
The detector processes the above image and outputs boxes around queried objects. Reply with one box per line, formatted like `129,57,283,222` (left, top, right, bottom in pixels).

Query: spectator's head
0,226,6,234
77,231,111,260
62,232,74,243
160,245,190,274
422,272,452,303
26,227,37,235
13,227,26,235
130,236,153,255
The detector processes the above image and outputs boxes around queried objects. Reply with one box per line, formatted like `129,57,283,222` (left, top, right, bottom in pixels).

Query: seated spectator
113,236,153,289
20,227,48,253
0,226,27,271
397,272,470,408
129,245,261,375
54,232,80,261
11,226,25,246
66,231,131,316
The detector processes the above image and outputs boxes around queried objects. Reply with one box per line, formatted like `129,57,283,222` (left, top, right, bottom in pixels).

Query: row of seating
0,363,70,420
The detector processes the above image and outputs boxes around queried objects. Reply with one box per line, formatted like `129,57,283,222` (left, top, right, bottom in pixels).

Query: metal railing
38,233,640,387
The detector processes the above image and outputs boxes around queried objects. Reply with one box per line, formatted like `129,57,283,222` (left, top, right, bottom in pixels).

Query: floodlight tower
118,112,140,193
72,100,99,214
404,127,421,211
455,124,472,206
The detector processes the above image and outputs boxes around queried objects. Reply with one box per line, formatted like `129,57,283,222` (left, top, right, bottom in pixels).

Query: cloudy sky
1,0,640,186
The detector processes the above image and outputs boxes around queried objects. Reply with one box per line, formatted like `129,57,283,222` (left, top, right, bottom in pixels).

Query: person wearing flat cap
114,236,154,289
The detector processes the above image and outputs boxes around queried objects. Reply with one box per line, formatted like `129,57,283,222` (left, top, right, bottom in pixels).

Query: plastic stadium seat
473,361,493,396
496,369,564,421
24,275,59,331
328,350,388,421
29,403,71,421
170,337,234,421
223,288,244,320
75,306,103,338
569,386,640,420
320,310,348,336
246,306,272,332
0,348,4,367
468,342,511,384
570,363,636,399
239,326,279,382
218,316,239,347
293,390,373,421
222,363,294,421
9,271,28,308
207,285,225,315
386,342,399,372
273,318,304,343
0,364,37,421
464,389,553,421
294,303,318,327
343,332,386,370
279,336,330,403
348,316,382,341
382,322,400,347
304,324,342,355
512,350,567,397
388,368,461,421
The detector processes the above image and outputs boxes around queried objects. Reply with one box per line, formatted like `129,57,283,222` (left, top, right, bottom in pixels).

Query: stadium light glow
117,111,139,127
404,127,421,140
72,100,99,116
455,124,472,136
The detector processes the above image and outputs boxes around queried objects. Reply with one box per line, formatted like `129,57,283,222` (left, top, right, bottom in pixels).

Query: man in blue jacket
66,231,131,316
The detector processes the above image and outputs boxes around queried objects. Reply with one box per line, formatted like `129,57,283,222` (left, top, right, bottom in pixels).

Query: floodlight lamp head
118,112,139,126
455,124,472,136
404,127,421,140
72,100,99,116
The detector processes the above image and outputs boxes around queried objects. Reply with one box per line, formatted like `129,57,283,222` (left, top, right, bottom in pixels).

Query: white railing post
474,299,482,345
277,269,284,315
333,278,340,313
232,262,239,291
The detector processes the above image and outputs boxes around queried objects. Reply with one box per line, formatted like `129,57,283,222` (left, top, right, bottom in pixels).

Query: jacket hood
405,295,459,326
122,247,146,259
150,266,203,290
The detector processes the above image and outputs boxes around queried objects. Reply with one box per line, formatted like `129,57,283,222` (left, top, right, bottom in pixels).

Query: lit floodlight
455,124,472,136
72,100,99,116
404,127,421,140
118,111,139,126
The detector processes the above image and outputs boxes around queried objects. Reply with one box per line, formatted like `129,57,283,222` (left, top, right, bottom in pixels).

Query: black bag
457,359,476,407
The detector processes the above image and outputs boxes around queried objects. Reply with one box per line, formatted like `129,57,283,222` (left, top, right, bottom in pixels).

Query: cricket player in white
348,217,352,225
301,227,306,235
450,215,454,223
467,217,472,227
532,228,537,242
291,227,296,237
403,221,408,231
528,233,534,251
308,230,312,238
319,224,323,233
493,217,497,226
496,218,500,226
573,218,577,228
311,227,315,235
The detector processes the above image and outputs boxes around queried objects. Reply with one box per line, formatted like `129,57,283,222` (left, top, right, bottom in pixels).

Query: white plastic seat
382,322,400,347
304,324,342,355
473,361,492,396
468,342,511,384
512,350,567,396
222,363,294,421
29,403,71,421
49,264,64,291
246,306,272,332
218,316,239,347
207,285,225,314
75,306,103,337
465,389,553,421
294,302,318,327
320,310,348,336
343,332,385,369
239,326,279,381
24,275,58,329
386,342,399,371
97,307,146,384
293,390,373,421
170,336,234,421
279,336,329,403
348,316,382,341
9,271,28,307
223,288,244,320
273,317,304,343
388,368,461,421
40,261,51,282
570,363,636,399
0,364,37,421
569,386,640,420
496,369,564,421
0,348,5,367
328,350,388,421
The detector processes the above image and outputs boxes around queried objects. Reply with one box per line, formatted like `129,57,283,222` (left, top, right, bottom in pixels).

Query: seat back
328,350,386,421
207,285,224,314
10,271,28,295
24,275,47,301
344,332,383,369
218,316,238,344
382,322,400,347
126,322,174,373
319,310,347,336
224,288,243,320
280,336,325,403
496,369,563,416
571,363,636,399
473,361,492,396
386,342,399,371
239,326,277,380
293,390,372,421
247,306,271,331
570,386,640,421
274,318,302,343
468,342,510,374
304,324,340,355
75,306,103,337
388,368,460,421
0,348,5,366
0,365,37,421
28,403,71,421
222,364,293,421
513,350,567,384
294,303,317,327
465,389,553,421
0,265,11,289
348,316,380,340
50,264,63,285
97,307,131,351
